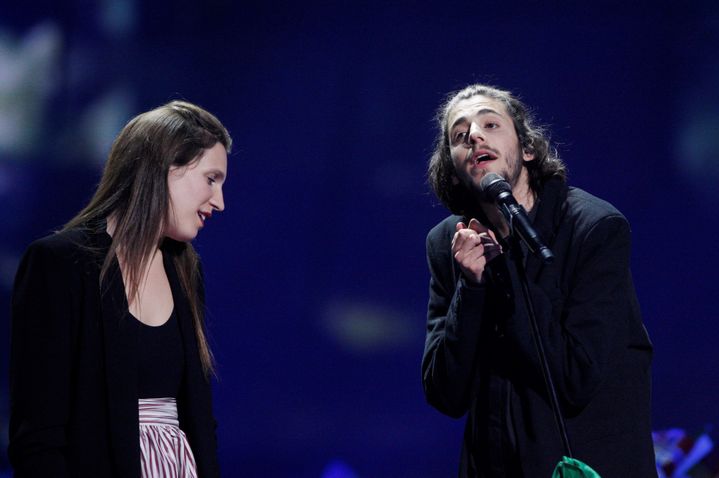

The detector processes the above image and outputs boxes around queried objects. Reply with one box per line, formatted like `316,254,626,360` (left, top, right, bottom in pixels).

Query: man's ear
523,148,535,163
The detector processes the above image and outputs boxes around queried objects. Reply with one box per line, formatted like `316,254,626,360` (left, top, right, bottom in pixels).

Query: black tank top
136,310,185,398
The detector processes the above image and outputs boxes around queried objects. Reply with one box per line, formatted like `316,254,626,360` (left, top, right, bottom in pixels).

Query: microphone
479,173,554,264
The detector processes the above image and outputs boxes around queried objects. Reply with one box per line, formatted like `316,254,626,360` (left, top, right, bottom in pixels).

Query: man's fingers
453,225,502,264
452,227,476,253
452,231,465,253
468,218,489,234
465,243,486,263
450,229,500,284
452,222,467,249
454,233,484,261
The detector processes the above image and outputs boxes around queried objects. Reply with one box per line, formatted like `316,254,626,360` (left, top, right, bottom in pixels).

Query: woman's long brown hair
63,100,232,378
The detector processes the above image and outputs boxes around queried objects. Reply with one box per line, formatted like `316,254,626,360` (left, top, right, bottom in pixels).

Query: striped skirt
139,398,198,478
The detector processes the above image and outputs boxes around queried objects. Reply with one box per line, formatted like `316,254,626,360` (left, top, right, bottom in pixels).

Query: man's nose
468,122,485,144
211,188,225,212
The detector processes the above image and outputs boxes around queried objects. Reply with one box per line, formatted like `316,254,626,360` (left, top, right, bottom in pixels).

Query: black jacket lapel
99,253,141,477
526,177,568,282
163,248,219,476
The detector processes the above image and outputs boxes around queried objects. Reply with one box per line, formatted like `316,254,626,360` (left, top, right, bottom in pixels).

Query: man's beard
460,143,525,226
502,144,524,189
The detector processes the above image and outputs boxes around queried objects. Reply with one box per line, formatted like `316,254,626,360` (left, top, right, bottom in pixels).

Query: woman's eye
207,177,216,185
454,131,468,142
485,122,499,129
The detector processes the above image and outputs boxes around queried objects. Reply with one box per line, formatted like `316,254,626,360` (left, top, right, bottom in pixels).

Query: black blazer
422,178,656,477
9,226,219,477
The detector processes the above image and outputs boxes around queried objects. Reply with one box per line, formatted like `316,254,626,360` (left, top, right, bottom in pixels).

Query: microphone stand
508,237,573,459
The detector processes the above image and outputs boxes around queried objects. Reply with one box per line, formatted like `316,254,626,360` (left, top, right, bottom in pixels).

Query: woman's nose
211,188,225,212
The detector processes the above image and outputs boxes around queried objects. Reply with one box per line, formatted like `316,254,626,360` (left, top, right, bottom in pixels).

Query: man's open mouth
473,151,497,164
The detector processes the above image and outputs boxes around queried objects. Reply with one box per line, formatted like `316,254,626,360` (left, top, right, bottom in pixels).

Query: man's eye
207,176,216,185
485,122,499,129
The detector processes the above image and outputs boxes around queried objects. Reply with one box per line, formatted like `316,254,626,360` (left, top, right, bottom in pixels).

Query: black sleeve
8,239,81,477
421,229,492,418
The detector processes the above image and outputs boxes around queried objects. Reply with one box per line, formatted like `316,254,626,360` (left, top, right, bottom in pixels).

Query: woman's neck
105,213,162,259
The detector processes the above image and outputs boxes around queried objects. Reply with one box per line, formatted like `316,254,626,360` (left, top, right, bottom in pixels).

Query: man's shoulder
427,214,463,245
564,186,627,225
564,187,628,235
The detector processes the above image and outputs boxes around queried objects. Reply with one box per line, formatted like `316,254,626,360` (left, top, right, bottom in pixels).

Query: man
422,84,656,477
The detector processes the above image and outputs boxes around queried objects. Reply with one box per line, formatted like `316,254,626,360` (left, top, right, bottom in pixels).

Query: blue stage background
1,1,718,476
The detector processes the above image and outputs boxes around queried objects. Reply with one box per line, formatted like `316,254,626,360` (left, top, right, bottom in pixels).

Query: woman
8,101,231,477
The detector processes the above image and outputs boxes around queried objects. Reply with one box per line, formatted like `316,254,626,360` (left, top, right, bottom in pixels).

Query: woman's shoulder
24,226,110,268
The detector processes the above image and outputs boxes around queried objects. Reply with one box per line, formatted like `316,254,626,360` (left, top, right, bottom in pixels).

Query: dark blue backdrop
2,1,718,476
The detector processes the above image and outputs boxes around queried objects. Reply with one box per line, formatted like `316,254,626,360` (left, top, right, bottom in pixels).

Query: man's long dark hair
64,100,232,378
428,84,566,216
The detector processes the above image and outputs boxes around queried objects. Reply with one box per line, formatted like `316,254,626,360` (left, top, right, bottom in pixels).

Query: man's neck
513,180,535,212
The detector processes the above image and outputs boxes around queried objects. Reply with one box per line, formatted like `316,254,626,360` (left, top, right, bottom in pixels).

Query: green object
551,456,602,477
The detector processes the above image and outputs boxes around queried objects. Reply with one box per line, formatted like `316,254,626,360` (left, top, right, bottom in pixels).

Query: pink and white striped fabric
138,398,198,478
